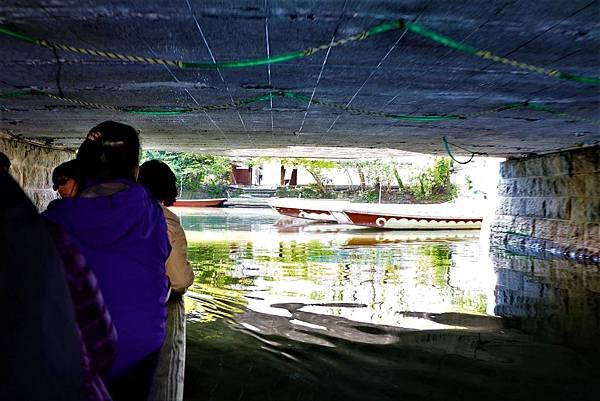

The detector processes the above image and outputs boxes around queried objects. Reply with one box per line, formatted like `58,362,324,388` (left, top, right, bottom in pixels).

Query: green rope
524,102,561,115
0,21,400,70
0,26,37,43
403,21,479,55
0,90,32,99
181,52,304,69
1,88,597,122
554,72,600,85
442,136,477,164
401,20,600,85
2,20,596,85
280,91,457,122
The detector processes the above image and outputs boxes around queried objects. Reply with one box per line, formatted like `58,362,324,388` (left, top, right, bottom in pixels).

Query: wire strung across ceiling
0,19,597,85
1,89,597,124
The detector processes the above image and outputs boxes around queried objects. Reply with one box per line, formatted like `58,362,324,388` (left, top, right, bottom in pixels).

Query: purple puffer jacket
43,180,170,381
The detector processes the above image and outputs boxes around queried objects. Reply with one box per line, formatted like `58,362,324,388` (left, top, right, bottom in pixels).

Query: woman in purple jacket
44,121,170,401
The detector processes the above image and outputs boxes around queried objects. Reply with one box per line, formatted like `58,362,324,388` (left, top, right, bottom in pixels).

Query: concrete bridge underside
0,0,598,157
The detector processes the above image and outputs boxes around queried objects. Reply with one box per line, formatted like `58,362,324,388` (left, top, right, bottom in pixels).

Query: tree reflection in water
178,209,599,401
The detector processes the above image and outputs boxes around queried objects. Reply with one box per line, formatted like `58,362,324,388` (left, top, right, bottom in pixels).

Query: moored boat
342,209,482,230
269,198,350,222
171,198,227,207
271,198,484,230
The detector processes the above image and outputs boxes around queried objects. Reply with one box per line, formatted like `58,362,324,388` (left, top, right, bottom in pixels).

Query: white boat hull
270,199,483,230
269,199,350,222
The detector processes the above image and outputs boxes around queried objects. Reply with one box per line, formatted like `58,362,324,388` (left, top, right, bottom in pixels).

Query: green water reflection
183,208,492,327
179,208,600,401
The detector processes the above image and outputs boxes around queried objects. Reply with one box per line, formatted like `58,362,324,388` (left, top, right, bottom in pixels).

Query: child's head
137,160,178,206
52,159,83,198
77,121,140,181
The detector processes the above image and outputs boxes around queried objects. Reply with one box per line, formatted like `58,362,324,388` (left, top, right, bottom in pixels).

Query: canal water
178,208,600,401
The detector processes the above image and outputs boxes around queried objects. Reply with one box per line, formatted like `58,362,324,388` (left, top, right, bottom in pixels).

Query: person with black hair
43,121,170,401
138,159,194,401
0,151,10,173
75,122,141,197
138,159,194,294
52,159,84,198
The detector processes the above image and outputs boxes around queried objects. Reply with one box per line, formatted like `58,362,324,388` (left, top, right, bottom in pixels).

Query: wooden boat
269,198,349,222
342,209,482,230
171,198,226,207
271,198,483,230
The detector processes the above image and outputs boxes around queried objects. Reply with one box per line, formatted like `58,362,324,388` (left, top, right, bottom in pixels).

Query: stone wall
1,132,74,210
492,146,600,261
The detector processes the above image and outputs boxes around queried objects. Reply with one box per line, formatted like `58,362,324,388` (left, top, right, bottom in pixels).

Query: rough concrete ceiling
0,0,598,157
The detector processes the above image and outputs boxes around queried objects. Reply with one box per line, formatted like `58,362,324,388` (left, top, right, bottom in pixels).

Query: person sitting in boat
52,159,84,198
43,121,170,401
138,159,195,401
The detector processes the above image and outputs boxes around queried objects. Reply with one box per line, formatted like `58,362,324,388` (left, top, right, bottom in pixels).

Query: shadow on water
179,209,600,401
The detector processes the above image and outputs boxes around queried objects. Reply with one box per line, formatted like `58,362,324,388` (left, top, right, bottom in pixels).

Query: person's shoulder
127,181,148,194
127,181,157,203
45,197,61,210
161,204,180,223
42,197,67,217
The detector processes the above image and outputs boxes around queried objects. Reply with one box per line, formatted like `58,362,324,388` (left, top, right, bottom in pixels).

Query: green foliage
281,158,339,193
392,165,404,189
246,156,274,168
142,150,231,193
273,156,458,204
275,184,322,199
464,175,474,191
206,183,227,197
137,152,457,204
281,158,338,170
356,188,379,203
406,157,458,202
339,159,398,191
